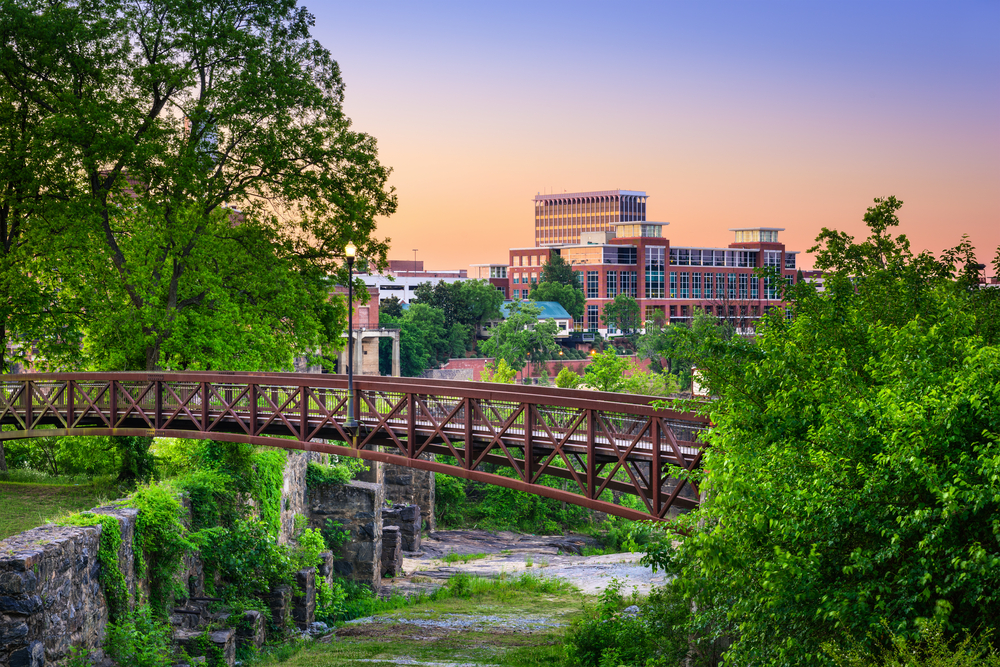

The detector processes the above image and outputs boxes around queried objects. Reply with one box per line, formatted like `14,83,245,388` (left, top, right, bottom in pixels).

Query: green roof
500,300,572,320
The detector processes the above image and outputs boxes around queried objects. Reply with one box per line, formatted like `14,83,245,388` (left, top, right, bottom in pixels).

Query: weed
442,551,488,564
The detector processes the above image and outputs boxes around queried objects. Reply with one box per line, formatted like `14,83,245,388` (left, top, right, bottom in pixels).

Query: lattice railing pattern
0,372,710,522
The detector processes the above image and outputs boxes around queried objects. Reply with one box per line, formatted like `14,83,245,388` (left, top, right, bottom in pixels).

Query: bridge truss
0,373,710,522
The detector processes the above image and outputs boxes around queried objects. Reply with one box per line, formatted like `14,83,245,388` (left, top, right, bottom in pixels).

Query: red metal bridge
0,372,709,522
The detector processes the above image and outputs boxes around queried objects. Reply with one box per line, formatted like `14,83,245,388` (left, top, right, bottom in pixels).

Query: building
358,260,469,304
534,189,649,246
509,215,806,335
470,264,509,298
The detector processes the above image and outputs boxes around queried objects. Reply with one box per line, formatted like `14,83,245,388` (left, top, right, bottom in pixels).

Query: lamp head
345,241,357,258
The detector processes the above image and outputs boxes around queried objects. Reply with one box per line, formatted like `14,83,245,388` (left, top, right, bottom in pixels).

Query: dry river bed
278,530,669,667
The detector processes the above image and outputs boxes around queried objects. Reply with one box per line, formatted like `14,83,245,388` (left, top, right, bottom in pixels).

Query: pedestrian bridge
0,372,710,522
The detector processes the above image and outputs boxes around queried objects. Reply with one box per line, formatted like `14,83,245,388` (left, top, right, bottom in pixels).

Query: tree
481,359,516,384
412,279,503,340
582,350,629,392
539,252,582,289
555,367,582,389
529,280,585,321
643,197,1000,664
480,301,559,375
601,294,641,334
380,303,449,377
0,0,396,372
379,296,404,319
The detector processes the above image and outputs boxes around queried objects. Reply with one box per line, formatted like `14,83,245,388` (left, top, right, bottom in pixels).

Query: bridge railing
0,372,710,522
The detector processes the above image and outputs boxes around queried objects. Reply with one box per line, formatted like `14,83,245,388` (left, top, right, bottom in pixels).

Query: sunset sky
311,1,999,273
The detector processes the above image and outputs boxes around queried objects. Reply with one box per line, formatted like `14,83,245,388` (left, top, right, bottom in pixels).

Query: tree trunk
0,440,7,473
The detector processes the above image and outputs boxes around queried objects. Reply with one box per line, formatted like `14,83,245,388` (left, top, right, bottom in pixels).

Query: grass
261,572,581,667
442,551,489,564
0,479,115,541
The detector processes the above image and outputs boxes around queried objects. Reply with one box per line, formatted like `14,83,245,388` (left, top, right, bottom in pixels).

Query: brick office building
508,211,807,335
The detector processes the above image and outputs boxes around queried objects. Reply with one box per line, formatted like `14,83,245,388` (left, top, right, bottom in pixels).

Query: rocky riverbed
377,529,669,599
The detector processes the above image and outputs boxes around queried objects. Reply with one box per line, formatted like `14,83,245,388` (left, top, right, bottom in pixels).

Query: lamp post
344,241,358,431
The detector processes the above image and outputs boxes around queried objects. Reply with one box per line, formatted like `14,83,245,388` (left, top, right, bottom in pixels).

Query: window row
670,248,757,267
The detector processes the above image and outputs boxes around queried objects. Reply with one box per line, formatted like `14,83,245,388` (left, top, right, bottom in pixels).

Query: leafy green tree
529,280,585,321
582,350,629,392
539,252,582,289
411,279,503,340
480,300,559,375
644,198,1000,665
555,367,582,389
601,294,641,334
0,0,396,372
379,296,404,319
481,358,516,384
380,303,449,377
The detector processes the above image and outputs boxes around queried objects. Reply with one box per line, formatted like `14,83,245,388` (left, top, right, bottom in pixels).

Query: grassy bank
263,572,582,667
0,480,115,540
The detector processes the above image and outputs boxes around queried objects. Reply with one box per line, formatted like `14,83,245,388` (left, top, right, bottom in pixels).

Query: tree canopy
0,0,396,372
601,294,640,334
539,252,582,290
529,280,585,321
480,300,559,374
643,197,1000,664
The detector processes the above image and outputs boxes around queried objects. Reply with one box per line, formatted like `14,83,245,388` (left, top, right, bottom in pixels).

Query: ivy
61,511,128,623
251,449,287,535
127,485,193,617
305,457,367,488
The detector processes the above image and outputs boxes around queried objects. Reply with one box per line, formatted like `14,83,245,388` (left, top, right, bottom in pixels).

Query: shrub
555,367,582,389
434,472,467,527
103,605,174,667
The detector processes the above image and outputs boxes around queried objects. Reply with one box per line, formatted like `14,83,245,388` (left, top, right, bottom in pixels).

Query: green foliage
601,294,641,334
434,473,467,527
252,449,288,535
319,518,351,552
411,278,505,334
113,436,156,489
290,527,326,572
0,0,396,372
555,367,582,389
305,457,368,488
481,300,560,374
129,484,192,616
530,280,586,321
61,511,128,623
195,518,293,597
539,252,582,290
442,551,488,564
315,577,348,622
103,605,174,667
646,198,1000,664
583,350,629,392
824,622,1000,667
480,358,517,383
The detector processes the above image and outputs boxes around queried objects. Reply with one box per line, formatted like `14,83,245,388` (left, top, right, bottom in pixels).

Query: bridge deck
0,372,710,522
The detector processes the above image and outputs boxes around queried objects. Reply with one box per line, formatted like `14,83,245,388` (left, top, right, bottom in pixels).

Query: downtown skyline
310,1,999,272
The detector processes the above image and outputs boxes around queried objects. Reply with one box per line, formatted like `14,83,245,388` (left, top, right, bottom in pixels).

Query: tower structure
534,189,647,247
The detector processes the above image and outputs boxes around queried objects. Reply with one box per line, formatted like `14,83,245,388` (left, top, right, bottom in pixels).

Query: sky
308,1,999,273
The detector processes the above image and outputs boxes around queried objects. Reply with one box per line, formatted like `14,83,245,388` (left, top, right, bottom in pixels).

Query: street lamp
344,241,358,431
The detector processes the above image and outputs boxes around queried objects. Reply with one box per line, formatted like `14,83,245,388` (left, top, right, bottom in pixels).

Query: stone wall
306,481,383,590
384,455,435,532
0,506,139,667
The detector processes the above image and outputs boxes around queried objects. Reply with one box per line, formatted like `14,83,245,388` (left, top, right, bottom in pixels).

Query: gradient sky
309,1,999,272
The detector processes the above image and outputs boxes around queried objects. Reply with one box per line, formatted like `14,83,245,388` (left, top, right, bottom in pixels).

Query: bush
103,605,174,667
305,457,368,488
824,621,1000,667
555,367,582,389
434,472,467,527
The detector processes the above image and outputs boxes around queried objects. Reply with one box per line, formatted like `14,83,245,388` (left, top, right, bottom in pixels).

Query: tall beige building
534,189,647,246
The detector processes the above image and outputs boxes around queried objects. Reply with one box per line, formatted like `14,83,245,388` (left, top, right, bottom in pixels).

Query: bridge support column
391,332,401,377
384,453,435,533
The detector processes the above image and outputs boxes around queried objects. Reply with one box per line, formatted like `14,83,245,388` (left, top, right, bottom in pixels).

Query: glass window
678,249,690,266
587,305,599,331
645,247,665,298
669,248,677,265
587,271,599,299
704,273,713,299
692,272,701,299
680,272,690,299
739,273,748,299
617,246,637,265
531,272,538,285
513,274,519,284
728,273,737,298
764,250,781,268
715,251,726,267
785,253,796,269
622,271,638,297
607,271,618,298
669,271,677,298
750,276,758,300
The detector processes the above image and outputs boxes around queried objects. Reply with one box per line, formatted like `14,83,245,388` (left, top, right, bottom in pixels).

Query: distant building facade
510,206,810,334
534,189,648,246
358,259,469,304
471,264,509,298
